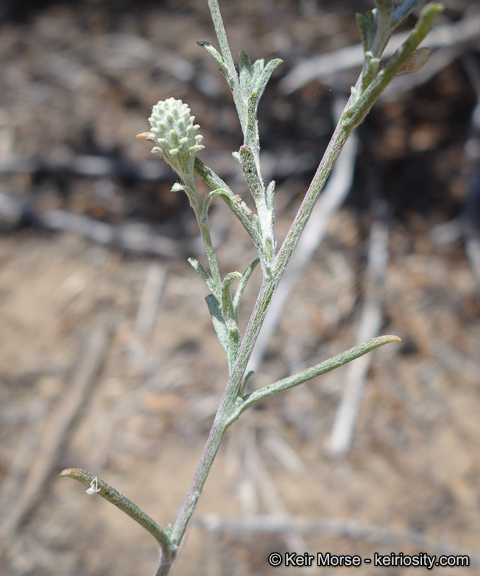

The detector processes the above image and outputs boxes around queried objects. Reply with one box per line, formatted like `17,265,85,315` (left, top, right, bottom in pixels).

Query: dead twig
0,155,169,180
243,424,314,574
460,55,480,284
195,513,480,568
326,200,390,457
0,403,47,517
431,53,480,284
0,194,189,258
262,429,306,478
0,319,113,549
129,263,167,372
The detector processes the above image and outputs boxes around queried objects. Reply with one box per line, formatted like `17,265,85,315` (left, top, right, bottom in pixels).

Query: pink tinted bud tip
136,132,156,143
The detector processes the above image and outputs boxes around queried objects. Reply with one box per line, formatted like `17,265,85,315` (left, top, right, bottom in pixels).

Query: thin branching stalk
60,3,444,575
59,468,176,565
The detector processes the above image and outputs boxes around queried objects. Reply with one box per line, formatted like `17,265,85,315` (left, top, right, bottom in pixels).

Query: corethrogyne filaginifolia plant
60,1,443,574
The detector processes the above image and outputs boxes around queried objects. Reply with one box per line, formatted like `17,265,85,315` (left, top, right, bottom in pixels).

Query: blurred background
0,0,479,574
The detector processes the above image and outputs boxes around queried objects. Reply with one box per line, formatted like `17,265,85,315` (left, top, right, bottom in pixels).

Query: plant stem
189,186,222,293
169,278,276,547
169,406,227,546
194,157,261,255
207,0,246,131
158,3,443,572
276,118,353,274
169,117,356,558
59,468,177,564
165,97,364,572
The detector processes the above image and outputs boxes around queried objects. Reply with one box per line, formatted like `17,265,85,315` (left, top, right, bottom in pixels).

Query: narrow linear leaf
239,145,264,203
188,257,215,293
381,3,443,81
205,294,229,353
241,370,255,396
345,3,443,128
197,40,230,81
225,335,402,426
221,271,242,323
228,325,241,367
239,50,254,96
254,58,283,102
392,0,427,27
356,11,377,53
194,158,260,246
246,92,260,145
194,157,232,193
59,468,175,557
370,0,395,57
238,50,252,69
206,292,240,372
265,180,275,212
233,258,260,313
375,0,394,13
203,0,247,131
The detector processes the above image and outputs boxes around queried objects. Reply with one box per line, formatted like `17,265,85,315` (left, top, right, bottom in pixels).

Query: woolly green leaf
265,180,275,214
221,272,242,322
241,370,255,396
253,58,282,104
206,288,241,372
382,2,443,81
344,2,443,129
205,294,230,358
375,0,394,13
188,257,215,293
239,145,264,203
220,272,243,368
360,51,380,92
246,92,260,146
59,468,174,556
238,54,282,130
225,335,402,426
233,258,260,314
373,2,394,53
197,40,230,82
227,326,241,369
242,58,282,132
356,11,376,53
238,50,254,97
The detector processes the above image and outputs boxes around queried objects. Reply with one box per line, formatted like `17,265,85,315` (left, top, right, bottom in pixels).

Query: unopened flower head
147,98,204,187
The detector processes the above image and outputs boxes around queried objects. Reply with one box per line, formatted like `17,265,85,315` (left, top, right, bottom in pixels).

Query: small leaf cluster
344,0,443,128
190,258,259,372
197,41,281,151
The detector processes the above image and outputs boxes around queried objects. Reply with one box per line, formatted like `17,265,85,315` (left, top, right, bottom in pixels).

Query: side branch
59,468,176,561
225,335,401,425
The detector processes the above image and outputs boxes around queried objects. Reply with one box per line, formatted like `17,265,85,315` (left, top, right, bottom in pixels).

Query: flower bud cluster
148,98,204,186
